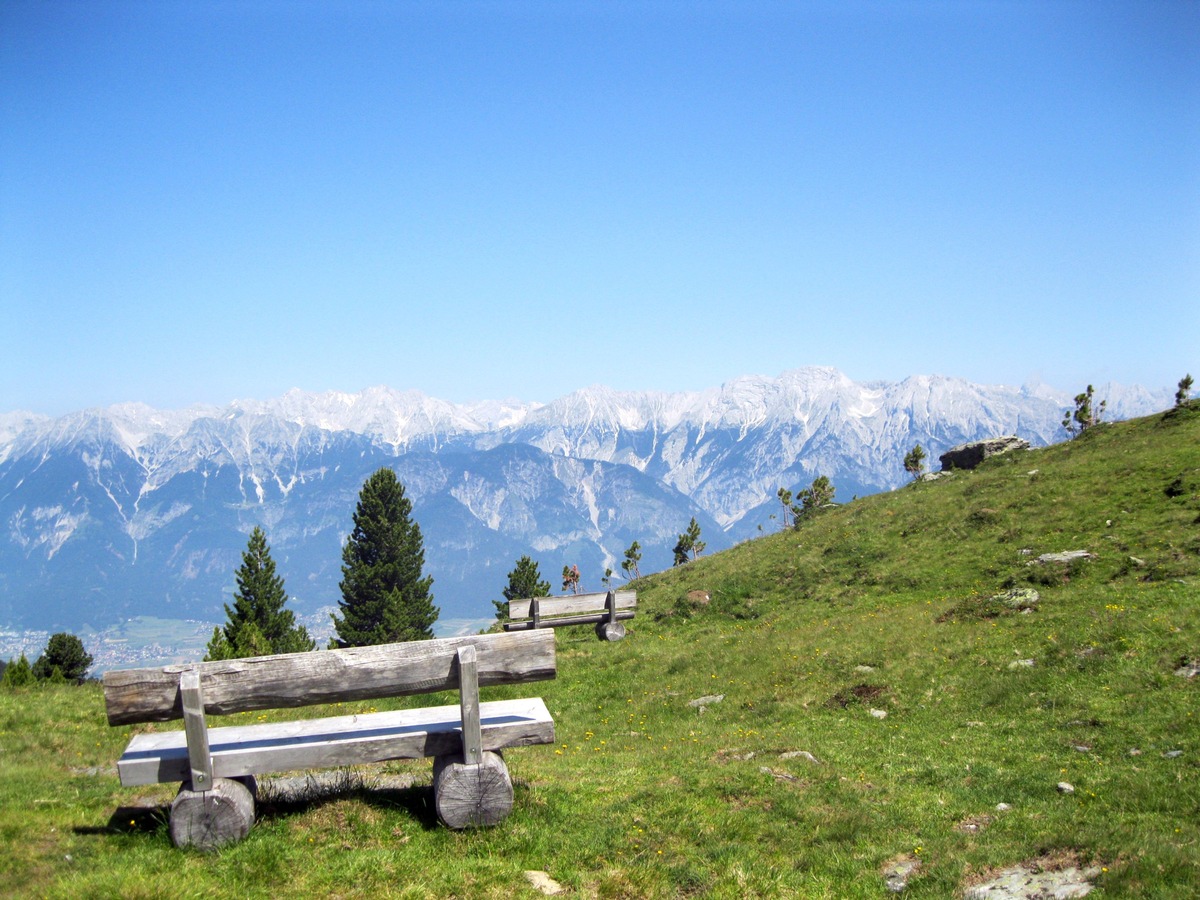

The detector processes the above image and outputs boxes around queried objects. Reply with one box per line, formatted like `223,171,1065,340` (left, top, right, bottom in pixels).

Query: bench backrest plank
103,630,555,727
508,590,636,621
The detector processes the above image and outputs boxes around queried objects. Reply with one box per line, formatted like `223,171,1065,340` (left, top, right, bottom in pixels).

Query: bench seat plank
116,697,554,787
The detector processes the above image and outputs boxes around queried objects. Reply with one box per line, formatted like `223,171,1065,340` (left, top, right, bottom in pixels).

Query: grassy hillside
2,405,1197,898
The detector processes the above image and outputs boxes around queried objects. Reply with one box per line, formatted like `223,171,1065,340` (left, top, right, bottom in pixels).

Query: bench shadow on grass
73,803,171,837
256,771,442,832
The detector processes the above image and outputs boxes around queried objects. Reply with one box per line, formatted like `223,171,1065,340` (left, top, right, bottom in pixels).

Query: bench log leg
169,777,256,851
595,620,626,641
596,590,626,641
432,751,513,829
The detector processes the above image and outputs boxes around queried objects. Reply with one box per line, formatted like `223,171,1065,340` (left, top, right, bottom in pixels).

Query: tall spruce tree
205,527,314,660
494,555,551,621
333,468,438,647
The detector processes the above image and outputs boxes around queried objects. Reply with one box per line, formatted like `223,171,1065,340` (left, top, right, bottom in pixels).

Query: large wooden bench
102,630,556,850
504,589,636,641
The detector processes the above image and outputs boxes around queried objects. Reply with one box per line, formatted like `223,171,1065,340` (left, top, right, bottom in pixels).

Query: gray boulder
940,436,1030,471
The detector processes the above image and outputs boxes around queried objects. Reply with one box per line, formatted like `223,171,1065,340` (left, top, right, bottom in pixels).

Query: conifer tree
903,444,927,481
0,653,34,688
1176,374,1194,408
32,632,93,682
494,555,551,621
777,487,794,529
333,468,438,647
621,540,642,579
561,564,581,594
206,527,314,660
1062,384,1106,437
673,517,705,565
686,517,706,559
797,475,835,520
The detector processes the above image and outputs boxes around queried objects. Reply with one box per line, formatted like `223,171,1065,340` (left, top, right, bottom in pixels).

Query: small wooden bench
504,589,636,641
102,630,556,850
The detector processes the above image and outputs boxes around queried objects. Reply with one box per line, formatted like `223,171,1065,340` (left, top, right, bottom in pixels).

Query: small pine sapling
621,540,642,579
561,564,581,594
1062,384,1106,437
796,475,835,521
1176,374,1194,408
904,444,927,481
777,487,794,529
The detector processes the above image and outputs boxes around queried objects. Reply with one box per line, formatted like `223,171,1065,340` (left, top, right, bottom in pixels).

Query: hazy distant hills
0,368,1172,633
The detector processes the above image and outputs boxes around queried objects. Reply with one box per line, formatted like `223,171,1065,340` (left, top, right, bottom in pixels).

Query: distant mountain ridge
0,368,1173,633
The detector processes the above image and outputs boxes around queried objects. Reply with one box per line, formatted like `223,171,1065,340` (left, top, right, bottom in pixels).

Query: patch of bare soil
825,682,886,708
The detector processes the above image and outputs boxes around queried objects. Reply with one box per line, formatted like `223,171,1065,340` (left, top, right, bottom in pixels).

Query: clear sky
2,0,1197,416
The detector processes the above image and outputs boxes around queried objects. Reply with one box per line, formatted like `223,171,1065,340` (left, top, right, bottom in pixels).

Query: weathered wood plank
104,630,555,726
179,669,213,790
508,590,636,621
115,697,555,786
457,645,482,765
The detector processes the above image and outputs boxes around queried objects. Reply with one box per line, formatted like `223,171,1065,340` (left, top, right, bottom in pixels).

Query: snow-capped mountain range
0,367,1173,634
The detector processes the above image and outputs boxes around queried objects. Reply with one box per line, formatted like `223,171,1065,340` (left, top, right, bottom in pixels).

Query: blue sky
2,0,1197,415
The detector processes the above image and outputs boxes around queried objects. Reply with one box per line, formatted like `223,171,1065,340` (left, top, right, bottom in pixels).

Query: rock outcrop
939,436,1030,471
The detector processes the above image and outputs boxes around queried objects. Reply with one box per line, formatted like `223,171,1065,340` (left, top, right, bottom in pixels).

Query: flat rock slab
524,870,565,895
1028,550,1095,566
964,864,1101,899
780,750,820,764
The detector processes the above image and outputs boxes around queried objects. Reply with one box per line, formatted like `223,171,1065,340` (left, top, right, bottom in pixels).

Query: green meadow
2,404,1197,898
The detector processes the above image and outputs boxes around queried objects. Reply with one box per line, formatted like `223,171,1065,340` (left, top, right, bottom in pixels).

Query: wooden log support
169,777,255,852
595,620,628,641
595,589,627,641
457,645,482,765
530,597,541,630
179,668,213,791
433,750,514,829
